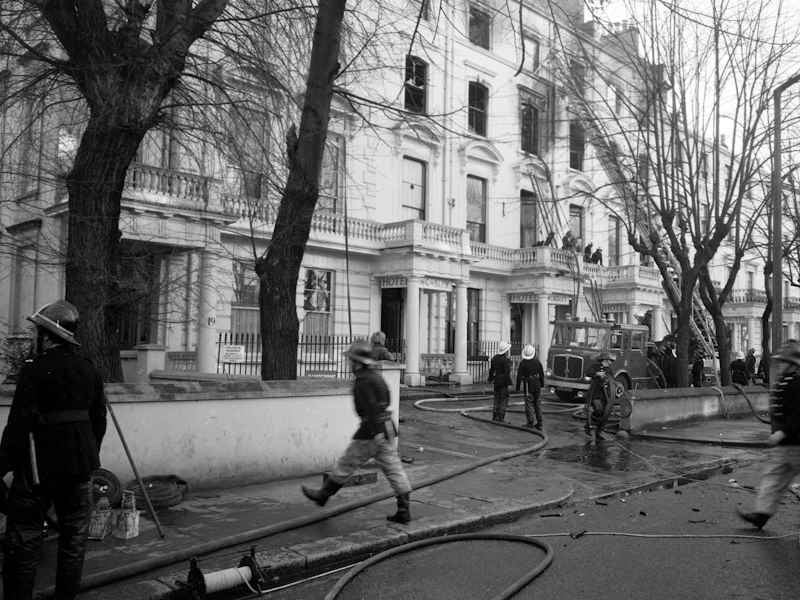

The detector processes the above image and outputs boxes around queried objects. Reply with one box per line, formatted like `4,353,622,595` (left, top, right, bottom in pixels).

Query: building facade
0,1,793,383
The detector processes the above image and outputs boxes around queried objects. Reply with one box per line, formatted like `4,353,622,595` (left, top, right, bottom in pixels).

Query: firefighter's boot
737,509,770,529
386,493,411,524
301,475,342,507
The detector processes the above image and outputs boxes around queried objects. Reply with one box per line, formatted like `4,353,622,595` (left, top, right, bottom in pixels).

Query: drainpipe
441,1,454,227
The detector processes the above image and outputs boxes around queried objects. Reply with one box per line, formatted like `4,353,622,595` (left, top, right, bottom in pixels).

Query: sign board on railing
221,345,246,363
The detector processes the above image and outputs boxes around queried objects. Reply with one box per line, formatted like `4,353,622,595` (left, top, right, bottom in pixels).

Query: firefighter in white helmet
0,300,107,600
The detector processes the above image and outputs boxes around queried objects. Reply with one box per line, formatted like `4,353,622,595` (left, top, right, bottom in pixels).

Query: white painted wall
0,366,402,490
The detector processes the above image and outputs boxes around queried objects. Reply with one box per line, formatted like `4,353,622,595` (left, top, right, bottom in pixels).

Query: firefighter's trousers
754,445,800,516
330,436,411,496
2,477,91,600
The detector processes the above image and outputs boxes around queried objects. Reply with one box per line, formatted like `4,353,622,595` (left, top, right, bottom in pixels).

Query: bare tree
1,0,230,380
549,0,800,385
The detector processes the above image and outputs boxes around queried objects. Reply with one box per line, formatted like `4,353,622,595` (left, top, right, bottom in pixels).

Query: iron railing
216,332,406,380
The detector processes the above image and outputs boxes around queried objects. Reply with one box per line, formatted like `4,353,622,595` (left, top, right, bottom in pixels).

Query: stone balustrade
125,163,213,209
730,288,768,304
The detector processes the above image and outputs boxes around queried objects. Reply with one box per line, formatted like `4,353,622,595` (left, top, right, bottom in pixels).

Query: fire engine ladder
555,54,718,364
529,169,584,314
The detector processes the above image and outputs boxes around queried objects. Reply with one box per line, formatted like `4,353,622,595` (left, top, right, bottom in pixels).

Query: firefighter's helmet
345,340,375,365
596,352,615,363
27,300,80,346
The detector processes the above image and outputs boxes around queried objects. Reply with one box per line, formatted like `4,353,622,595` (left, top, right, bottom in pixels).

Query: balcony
730,288,767,305
382,220,469,256
222,200,464,255
124,163,217,212
606,264,661,286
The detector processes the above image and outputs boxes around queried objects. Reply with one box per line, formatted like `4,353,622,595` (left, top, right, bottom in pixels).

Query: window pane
608,216,620,266
468,82,488,136
520,190,537,247
469,81,489,135
569,204,583,239
402,157,426,220
469,6,490,49
520,101,539,154
405,56,427,114
569,121,584,171
467,175,486,242
319,136,342,212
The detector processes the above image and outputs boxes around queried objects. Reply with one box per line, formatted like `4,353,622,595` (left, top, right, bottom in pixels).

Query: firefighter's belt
39,410,90,425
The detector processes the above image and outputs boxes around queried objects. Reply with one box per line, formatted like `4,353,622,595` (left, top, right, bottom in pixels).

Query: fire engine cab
545,319,658,402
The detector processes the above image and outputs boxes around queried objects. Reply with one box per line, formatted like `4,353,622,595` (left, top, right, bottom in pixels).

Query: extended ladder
552,51,718,363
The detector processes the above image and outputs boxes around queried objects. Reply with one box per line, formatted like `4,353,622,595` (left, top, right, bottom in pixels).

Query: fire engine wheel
555,390,577,403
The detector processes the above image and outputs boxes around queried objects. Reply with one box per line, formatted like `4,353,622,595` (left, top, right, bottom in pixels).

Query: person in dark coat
583,243,593,263
730,351,749,385
757,354,769,385
515,344,545,429
369,331,394,361
660,337,678,387
590,248,603,265
0,300,107,600
302,341,412,523
585,352,618,443
745,348,757,383
691,352,705,387
738,342,800,529
488,341,513,422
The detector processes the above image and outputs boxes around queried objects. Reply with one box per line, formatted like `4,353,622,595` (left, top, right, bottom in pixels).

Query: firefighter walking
0,300,107,600
738,341,800,529
301,341,412,524
515,344,545,430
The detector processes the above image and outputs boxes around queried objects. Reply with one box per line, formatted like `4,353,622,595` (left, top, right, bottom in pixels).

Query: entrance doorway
380,288,404,354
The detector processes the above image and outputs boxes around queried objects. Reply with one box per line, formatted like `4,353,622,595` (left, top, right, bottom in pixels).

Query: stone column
536,294,550,361
404,277,423,386
747,318,759,352
369,278,381,335
500,295,511,343
450,281,473,385
196,249,220,374
652,304,665,341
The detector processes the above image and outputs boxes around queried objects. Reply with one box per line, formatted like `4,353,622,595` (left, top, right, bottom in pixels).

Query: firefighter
737,342,800,529
515,344,545,429
301,341,412,524
488,341,513,422
585,352,617,443
0,300,107,600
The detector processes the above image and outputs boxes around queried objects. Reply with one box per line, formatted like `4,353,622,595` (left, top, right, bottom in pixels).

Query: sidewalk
25,398,772,600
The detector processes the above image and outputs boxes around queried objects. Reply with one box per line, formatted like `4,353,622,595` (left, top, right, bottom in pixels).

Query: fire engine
545,319,661,402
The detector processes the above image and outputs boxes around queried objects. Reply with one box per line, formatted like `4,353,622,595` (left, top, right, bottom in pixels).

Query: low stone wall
0,365,403,490
629,385,769,431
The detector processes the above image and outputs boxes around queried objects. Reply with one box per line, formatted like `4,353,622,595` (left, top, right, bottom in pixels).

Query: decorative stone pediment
563,171,595,196
459,139,503,179
393,120,442,147
513,154,550,183
392,120,443,162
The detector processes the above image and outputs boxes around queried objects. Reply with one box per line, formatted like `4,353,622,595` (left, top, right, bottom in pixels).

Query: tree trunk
674,300,691,387
65,117,145,381
257,0,347,380
713,313,731,385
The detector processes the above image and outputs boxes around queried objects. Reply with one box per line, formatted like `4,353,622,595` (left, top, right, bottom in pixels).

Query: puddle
541,442,710,473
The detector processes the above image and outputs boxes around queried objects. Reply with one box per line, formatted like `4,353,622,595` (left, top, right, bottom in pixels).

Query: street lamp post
771,73,800,383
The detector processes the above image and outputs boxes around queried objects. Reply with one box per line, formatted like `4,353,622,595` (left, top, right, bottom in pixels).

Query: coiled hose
324,395,559,600
324,533,553,600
